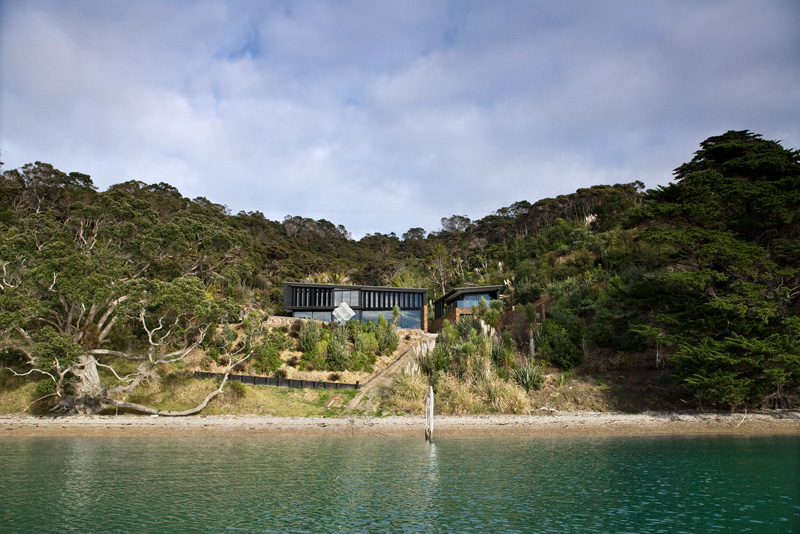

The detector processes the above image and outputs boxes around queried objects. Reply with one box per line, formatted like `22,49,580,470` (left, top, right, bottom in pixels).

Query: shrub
491,342,516,370
483,308,501,330
225,380,246,399
290,319,304,338
286,355,299,367
273,368,288,379
349,351,375,373
328,372,341,382
511,365,545,392
34,378,56,397
299,320,320,353
354,331,379,357
301,340,327,371
326,326,350,371
376,314,398,354
539,320,582,369
250,344,282,375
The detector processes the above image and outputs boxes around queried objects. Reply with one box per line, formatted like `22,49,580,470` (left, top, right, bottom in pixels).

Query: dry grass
389,372,428,414
479,376,530,414
123,373,358,417
437,374,483,415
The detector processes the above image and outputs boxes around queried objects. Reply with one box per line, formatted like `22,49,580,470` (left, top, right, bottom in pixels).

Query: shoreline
1,411,798,438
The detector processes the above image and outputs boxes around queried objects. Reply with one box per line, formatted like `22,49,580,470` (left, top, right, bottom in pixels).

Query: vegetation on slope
0,130,798,413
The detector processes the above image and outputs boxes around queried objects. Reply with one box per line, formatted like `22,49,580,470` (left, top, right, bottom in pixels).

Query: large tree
637,131,800,409
0,165,246,414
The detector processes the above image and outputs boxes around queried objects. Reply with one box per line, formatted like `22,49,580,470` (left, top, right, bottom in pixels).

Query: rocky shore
1,411,798,438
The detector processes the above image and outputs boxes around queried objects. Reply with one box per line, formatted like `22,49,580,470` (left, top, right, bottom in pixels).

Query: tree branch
107,351,250,416
88,348,147,361
3,366,57,382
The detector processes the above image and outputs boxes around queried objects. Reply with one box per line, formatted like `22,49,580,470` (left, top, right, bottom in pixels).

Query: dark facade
432,285,504,320
283,283,428,330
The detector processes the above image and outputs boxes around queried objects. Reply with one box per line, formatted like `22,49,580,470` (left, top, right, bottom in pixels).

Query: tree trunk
75,353,104,397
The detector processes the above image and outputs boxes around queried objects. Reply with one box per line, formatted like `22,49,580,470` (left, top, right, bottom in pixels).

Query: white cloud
1,0,798,238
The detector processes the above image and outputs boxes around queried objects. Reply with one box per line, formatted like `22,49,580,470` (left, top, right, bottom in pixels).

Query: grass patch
0,370,40,414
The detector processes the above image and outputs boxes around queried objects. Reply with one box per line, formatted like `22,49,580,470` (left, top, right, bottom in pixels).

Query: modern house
282,282,428,330
428,285,504,332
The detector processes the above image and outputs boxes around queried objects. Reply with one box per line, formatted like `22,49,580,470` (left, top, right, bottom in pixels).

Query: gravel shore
1,411,798,438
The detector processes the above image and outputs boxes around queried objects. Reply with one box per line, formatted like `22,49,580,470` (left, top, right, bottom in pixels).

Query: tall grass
437,374,483,414
390,372,428,413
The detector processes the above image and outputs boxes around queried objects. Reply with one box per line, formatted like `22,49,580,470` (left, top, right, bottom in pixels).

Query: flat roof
436,285,504,305
283,282,427,293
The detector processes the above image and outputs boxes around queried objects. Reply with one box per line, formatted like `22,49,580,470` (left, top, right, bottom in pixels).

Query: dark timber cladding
283,282,428,331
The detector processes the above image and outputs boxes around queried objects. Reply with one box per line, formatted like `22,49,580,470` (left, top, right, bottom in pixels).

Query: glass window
313,311,332,322
399,310,422,329
293,311,332,322
334,289,360,307
456,293,491,308
361,310,390,324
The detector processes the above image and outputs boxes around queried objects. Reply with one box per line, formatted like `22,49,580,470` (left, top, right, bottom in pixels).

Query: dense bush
299,320,320,353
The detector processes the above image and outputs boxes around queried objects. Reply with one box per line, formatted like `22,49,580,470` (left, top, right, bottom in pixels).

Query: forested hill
1,130,799,411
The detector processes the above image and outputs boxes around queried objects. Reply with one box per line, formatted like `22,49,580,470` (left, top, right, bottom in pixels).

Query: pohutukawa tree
0,163,248,414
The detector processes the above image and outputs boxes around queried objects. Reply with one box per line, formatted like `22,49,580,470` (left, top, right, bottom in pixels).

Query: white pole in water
425,385,434,441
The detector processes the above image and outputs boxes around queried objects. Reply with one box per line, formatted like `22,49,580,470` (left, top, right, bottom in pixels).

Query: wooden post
425,386,434,441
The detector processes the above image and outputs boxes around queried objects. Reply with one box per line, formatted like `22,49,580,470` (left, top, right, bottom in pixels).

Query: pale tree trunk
74,354,104,397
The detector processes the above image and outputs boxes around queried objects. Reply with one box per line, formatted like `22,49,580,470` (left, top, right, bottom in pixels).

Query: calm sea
0,435,797,533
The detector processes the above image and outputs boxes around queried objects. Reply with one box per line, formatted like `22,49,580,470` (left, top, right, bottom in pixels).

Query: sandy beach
1,411,798,438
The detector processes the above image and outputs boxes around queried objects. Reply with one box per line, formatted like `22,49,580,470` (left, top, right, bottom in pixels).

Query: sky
1,1,799,239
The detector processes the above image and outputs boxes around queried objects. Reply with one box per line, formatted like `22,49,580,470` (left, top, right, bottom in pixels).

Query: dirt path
346,333,437,413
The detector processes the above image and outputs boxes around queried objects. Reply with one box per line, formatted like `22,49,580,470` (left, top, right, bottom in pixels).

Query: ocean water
0,435,797,533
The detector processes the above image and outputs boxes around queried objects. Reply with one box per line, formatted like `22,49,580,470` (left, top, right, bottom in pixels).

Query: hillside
1,130,798,414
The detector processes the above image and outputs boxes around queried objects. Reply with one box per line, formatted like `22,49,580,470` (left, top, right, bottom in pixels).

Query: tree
427,243,454,296
440,215,472,233
0,166,243,414
637,131,800,408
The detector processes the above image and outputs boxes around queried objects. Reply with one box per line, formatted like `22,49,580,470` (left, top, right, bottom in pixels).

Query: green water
0,435,797,533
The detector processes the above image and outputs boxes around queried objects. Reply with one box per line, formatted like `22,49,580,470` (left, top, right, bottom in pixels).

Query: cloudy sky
1,1,798,238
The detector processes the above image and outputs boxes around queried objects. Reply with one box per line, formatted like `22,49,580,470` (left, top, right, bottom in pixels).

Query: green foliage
225,380,247,399
250,344,282,375
630,131,800,407
537,320,581,369
300,340,327,371
33,327,83,368
2,132,797,413
375,313,398,355
299,320,320,353
34,378,56,397
511,364,545,392
326,326,350,371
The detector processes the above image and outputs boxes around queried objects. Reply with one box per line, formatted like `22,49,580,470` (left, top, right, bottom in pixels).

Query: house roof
436,285,504,305
283,282,427,293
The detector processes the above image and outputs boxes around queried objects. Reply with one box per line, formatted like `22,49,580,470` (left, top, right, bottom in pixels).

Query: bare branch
88,349,147,361
3,366,57,382
93,361,139,383
155,325,209,364
96,295,127,341
107,349,251,417
24,392,61,413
